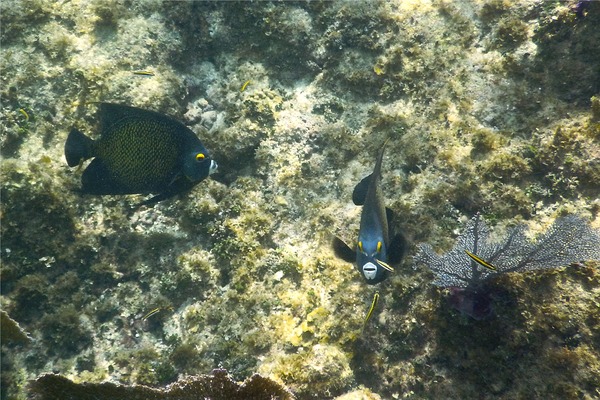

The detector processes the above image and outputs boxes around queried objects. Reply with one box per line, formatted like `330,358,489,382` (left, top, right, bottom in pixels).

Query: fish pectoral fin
465,250,497,271
385,207,395,225
352,173,372,206
332,237,356,263
168,172,185,187
376,259,394,272
388,233,407,265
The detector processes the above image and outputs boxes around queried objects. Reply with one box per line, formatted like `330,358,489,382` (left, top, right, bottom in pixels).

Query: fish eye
358,241,363,252
195,153,205,162
376,241,382,253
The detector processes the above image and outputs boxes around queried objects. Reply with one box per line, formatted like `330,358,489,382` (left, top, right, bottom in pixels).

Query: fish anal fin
81,159,131,195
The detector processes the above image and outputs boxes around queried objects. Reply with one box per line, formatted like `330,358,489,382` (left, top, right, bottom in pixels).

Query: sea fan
414,214,600,319
415,214,600,289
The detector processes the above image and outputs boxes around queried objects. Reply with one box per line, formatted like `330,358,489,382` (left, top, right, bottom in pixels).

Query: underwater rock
2,1,600,398
28,369,295,400
0,309,32,345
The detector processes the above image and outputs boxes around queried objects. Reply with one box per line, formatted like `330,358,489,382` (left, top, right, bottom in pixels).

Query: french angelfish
65,103,217,206
333,143,406,284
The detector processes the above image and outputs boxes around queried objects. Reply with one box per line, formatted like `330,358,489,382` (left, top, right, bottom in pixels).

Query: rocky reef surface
1,1,599,399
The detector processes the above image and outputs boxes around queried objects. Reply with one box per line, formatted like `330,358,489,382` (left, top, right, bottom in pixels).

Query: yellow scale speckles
65,103,216,205
100,119,179,191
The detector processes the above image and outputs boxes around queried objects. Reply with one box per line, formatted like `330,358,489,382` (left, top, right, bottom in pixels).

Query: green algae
1,1,599,399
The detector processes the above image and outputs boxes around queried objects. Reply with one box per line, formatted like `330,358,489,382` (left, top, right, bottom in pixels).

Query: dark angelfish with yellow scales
333,142,407,285
65,103,217,206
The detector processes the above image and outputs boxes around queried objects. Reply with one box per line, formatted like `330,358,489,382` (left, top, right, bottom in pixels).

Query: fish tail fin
65,128,94,167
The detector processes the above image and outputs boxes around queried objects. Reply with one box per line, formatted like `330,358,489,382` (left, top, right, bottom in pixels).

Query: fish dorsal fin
352,173,372,205
352,142,388,205
371,144,386,181
99,103,132,133
98,103,166,136
386,207,394,225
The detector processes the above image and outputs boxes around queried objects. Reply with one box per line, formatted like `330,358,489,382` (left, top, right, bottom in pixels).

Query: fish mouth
209,160,218,175
362,262,378,280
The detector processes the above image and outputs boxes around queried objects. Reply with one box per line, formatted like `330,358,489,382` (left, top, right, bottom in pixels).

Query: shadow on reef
28,369,295,400
533,1,600,103
348,261,600,398
422,266,600,398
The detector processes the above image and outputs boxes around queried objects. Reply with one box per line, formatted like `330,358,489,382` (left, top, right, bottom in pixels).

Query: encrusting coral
0,310,32,346
28,369,295,400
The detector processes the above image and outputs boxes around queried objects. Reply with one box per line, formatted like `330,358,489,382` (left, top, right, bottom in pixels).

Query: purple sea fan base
446,287,493,321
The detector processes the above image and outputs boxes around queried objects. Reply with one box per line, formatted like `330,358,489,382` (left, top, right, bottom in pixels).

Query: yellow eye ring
196,153,205,161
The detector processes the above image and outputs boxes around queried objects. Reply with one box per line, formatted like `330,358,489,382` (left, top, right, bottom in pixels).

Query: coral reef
0,310,32,345
28,369,294,400
1,1,599,399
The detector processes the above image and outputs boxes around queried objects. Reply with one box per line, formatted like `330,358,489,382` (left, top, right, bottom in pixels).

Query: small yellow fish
142,308,161,320
240,80,251,92
142,306,173,320
363,291,380,327
133,70,155,76
376,258,394,272
465,250,497,271
18,108,29,122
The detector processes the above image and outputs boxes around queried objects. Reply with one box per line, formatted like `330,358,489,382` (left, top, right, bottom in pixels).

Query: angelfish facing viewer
333,142,406,284
65,103,217,206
